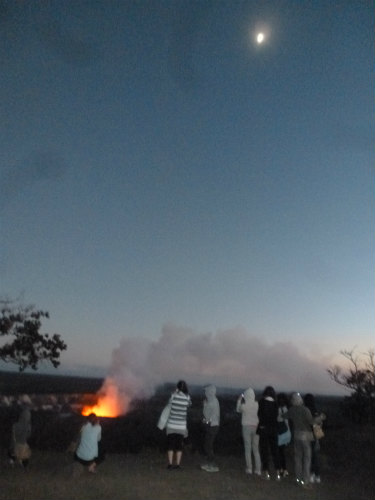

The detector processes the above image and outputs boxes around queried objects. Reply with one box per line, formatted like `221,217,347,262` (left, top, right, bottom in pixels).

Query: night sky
1,1,373,393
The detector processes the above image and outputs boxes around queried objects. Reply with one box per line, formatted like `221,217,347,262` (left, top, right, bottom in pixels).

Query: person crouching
74,413,102,473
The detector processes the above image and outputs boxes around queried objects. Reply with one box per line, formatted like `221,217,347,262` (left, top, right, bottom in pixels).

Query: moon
256,32,265,44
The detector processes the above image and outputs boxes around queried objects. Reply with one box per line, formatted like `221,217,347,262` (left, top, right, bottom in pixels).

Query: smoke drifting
99,324,336,415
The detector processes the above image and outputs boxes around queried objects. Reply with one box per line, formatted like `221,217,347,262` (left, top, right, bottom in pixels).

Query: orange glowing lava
81,379,128,418
82,398,120,418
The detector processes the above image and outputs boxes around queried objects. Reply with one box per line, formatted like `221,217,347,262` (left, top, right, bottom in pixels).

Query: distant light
257,33,265,44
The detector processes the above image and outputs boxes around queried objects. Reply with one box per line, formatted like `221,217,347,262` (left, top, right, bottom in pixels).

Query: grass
1,424,374,500
0,378,373,500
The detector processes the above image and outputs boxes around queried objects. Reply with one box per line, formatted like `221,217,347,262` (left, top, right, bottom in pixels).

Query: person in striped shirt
166,380,192,469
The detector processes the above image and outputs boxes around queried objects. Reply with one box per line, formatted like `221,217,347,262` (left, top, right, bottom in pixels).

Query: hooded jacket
236,388,259,426
203,385,220,427
283,392,314,441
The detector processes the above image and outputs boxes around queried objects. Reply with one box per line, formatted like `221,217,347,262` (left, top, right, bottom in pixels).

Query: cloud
103,324,339,413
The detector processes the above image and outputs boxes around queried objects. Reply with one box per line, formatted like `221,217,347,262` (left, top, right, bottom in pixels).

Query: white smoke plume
100,324,338,415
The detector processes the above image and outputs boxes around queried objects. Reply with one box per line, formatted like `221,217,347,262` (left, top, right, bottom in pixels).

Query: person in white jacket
236,387,261,475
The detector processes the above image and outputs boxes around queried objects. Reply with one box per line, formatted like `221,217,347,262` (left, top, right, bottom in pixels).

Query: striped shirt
166,390,191,435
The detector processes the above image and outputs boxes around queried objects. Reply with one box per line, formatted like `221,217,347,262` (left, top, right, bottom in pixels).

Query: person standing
283,392,315,489
75,413,102,473
257,386,281,480
303,393,326,484
166,380,192,469
200,385,220,472
277,392,291,478
236,387,261,476
9,406,32,468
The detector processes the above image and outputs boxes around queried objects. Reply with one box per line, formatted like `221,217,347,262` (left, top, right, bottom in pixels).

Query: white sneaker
245,468,252,475
315,476,321,484
310,474,315,483
201,464,219,472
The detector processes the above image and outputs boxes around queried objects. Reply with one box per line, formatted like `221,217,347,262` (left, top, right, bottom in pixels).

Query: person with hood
283,392,315,489
9,406,32,467
257,386,281,480
200,384,220,472
236,387,261,476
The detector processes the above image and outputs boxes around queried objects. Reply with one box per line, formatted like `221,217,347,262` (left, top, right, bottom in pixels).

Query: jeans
242,425,261,473
204,425,219,464
278,444,287,471
310,439,321,476
294,439,312,483
259,429,280,472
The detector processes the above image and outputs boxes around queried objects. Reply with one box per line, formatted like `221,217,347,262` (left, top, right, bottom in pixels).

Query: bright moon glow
257,33,265,44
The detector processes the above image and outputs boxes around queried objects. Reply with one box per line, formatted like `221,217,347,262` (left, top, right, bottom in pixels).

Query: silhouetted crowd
7,381,326,489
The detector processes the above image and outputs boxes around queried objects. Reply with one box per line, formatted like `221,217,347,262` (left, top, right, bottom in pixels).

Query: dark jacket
257,397,278,435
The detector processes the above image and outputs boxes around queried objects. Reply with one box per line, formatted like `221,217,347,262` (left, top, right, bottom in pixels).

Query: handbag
14,443,31,461
313,423,324,440
277,420,288,435
157,403,171,430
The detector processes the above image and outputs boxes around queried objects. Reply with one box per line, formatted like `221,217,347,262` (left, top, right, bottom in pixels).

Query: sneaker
167,464,173,470
315,476,321,484
254,471,262,477
310,473,315,483
173,465,182,470
282,470,289,477
276,473,281,481
264,472,271,480
201,464,219,472
245,468,252,475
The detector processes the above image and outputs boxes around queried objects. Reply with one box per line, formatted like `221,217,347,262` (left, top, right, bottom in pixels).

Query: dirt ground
0,425,373,500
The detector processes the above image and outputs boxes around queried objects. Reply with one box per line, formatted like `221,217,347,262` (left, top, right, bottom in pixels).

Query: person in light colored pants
236,388,261,475
293,438,312,484
242,425,261,475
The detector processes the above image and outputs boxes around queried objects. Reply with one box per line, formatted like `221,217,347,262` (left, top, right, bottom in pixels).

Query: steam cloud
102,324,337,414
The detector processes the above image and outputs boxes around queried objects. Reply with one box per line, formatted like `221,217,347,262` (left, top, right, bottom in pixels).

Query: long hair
277,392,289,408
262,386,276,399
304,393,316,414
176,380,189,395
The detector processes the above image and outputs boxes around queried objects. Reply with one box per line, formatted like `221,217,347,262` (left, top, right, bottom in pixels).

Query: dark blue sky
1,1,373,390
